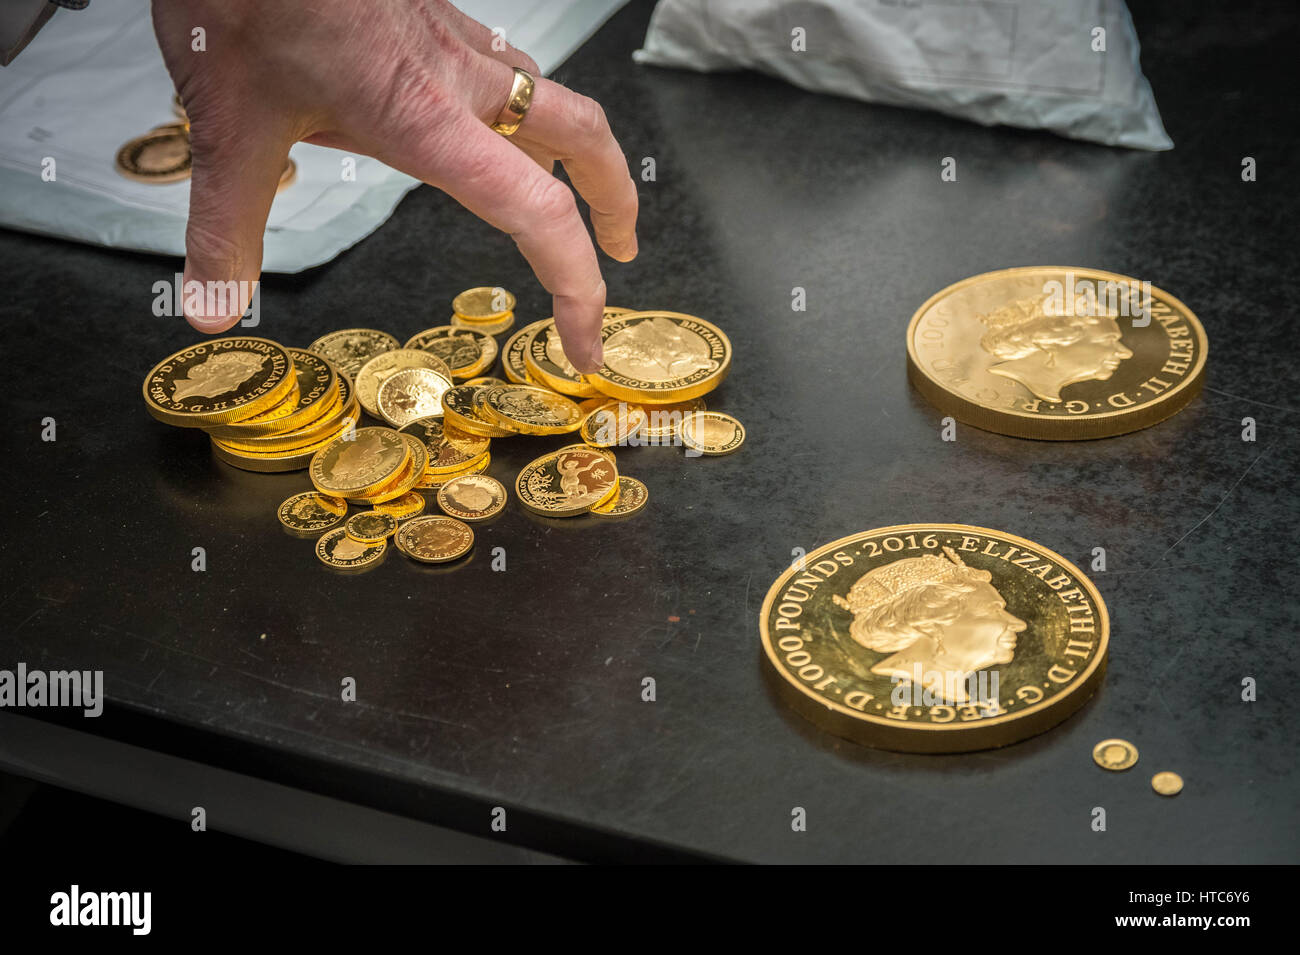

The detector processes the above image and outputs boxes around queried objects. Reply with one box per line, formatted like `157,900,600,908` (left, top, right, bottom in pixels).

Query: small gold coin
590,476,649,518
307,328,400,379
442,384,513,437
436,474,507,522
580,401,649,448
589,310,732,403
276,491,348,536
309,426,409,498
395,515,474,563
377,368,455,428
143,337,295,428
399,416,490,471
453,286,515,320
480,384,583,435
116,123,191,183
637,398,706,442
403,326,498,379
315,527,387,572
1152,771,1184,796
452,312,515,337
515,446,618,517
415,451,491,490
355,349,453,420
373,490,427,522
345,510,399,544
1092,738,1139,771
681,410,745,455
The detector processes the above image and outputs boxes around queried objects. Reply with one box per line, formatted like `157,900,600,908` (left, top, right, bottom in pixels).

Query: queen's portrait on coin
833,547,1026,704
171,351,266,401
978,298,1134,402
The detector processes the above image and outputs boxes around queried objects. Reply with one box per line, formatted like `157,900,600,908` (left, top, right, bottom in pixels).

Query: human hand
152,0,638,372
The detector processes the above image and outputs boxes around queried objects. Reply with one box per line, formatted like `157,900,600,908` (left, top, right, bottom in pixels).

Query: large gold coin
377,368,455,428
1092,738,1139,771
590,476,648,518
437,474,507,522
276,491,348,536
143,337,295,428
399,416,489,471
309,426,408,498
479,384,583,435
403,326,498,379
315,527,387,572
515,446,618,517
760,524,1109,753
524,318,600,397
395,515,474,563
442,384,513,437
1152,771,1184,796
906,267,1208,439
206,348,337,438
589,311,731,403
116,123,191,183
681,411,745,455
215,372,357,453
355,349,453,420
453,286,515,320
307,328,400,379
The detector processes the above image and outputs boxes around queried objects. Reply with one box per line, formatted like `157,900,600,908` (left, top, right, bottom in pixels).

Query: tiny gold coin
143,337,295,428
590,476,648,518
681,410,745,455
437,474,507,521
315,527,387,572
399,416,490,471
480,384,583,435
1092,738,1139,771
373,490,426,522
116,123,191,183
395,515,474,563
415,451,491,490
515,446,618,517
206,348,337,438
589,310,732,403
276,491,348,536
580,401,648,448
760,524,1109,753
309,426,408,498
307,328,401,379
637,398,707,443
345,510,399,544
442,384,514,437
1152,771,1184,796
452,312,515,337
355,349,453,420
906,266,1209,440
377,368,455,428
453,286,515,320
403,326,498,379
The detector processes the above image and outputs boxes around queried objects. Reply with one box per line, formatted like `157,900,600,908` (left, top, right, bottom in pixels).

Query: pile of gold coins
142,288,745,572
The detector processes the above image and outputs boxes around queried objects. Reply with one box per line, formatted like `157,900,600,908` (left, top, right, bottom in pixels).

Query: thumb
181,119,291,332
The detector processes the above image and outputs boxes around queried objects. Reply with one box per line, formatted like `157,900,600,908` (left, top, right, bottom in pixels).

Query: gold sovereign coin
479,384,583,435
453,286,515,320
307,328,400,379
143,337,295,428
590,476,648,518
355,348,453,420
681,410,745,455
116,123,191,183
1152,771,1184,796
580,401,648,448
373,490,426,521
377,368,455,428
399,416,490,471
395,515,474,563
345,510,398,544
906,267,1209,440
760,524,1109,753
206,348,337,438
442,384,513,437
589,310,731,403
315,527,387,573
403,326,498,379
309,426,408,498
437,474,507,521
515,446,618,517
415,451,491,490
1092,738,1139,771
276,491,348,536
637,398,706,443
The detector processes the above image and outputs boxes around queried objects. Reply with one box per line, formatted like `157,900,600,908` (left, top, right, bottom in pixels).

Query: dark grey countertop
1,0,1296,863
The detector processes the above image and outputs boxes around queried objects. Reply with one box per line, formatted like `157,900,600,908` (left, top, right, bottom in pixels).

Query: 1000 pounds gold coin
142,337,294,427
906,267,1207,439
760,524,1109,753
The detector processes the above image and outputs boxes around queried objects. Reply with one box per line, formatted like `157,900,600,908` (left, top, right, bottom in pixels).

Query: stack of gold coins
142,337,360,472
448,285,517,337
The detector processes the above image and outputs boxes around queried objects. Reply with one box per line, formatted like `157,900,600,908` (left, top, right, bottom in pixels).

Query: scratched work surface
1,0,1296,863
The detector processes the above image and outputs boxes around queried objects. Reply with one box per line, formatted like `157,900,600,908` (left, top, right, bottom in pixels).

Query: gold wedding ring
490,67,535,136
